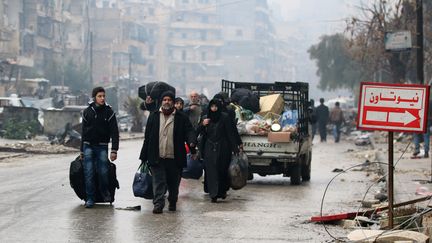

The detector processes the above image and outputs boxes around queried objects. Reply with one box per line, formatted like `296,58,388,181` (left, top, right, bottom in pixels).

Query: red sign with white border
357,82,430,133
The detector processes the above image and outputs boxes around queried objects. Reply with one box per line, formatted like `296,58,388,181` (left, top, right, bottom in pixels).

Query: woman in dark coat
198,99,240,203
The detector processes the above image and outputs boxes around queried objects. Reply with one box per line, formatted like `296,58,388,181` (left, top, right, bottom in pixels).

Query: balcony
170,22,222,30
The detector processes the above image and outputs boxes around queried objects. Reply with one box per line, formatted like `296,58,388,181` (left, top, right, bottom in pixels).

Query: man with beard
139,91,197,214
184,91,203,130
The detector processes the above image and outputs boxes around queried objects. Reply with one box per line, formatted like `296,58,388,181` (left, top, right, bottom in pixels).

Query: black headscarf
207,98,222,122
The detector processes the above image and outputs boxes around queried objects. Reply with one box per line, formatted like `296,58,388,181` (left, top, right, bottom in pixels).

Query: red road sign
357,82,430,133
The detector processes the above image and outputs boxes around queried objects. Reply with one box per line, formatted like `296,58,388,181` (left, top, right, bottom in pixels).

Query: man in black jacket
139,91,197,214
81,87,119,208
316,98,329,142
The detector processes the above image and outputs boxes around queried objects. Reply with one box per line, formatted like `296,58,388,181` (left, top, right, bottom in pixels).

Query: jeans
333,122,342,143
83,144,110,202
414,130,430,155
150,158,181,208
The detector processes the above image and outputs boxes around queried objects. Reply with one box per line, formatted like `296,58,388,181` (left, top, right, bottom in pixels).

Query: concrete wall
43,109,82,136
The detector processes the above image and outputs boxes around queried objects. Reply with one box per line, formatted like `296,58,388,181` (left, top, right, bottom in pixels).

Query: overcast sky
268,0,371,41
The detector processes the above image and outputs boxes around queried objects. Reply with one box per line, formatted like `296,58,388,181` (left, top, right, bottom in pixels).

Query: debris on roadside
347,229,429,242
115,205,141,211
0,142,78,154
355,134,371,146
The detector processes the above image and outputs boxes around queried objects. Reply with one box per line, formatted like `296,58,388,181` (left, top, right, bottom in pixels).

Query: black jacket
81,102,119,152
139,110,197,168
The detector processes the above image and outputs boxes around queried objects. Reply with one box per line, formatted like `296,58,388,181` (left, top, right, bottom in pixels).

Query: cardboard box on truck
267,131,291,143
258,94,284,116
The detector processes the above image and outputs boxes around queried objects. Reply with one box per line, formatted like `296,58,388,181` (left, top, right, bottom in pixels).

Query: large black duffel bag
138,81,175,101
231,88,260,113
69,156,119,203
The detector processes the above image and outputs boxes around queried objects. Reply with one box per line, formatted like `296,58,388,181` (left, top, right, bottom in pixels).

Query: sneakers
152,206,163,214
211,197,217,203
85,200,94,208
425,153,429,158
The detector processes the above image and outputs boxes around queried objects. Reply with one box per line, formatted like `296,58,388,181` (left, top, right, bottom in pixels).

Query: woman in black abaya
198,99,240,203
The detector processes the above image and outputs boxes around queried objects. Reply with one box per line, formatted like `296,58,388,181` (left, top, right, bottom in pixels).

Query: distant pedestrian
316,98,329,142
412,99,432,158
139,91,197,214
330,101,345,143
81,86,119,208
309,99,318,140
197,99,241,203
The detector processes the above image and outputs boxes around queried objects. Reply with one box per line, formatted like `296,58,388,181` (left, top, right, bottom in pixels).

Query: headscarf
207,98,222,122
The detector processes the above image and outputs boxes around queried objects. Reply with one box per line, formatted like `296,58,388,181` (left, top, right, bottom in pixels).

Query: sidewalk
0,132,144,161
371,131,432,203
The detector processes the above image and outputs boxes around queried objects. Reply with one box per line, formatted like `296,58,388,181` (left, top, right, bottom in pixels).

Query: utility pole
416,0,424,85
129,52,132,96
90,31,93,87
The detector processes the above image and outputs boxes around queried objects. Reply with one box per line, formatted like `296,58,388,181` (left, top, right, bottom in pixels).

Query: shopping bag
182,154,203,179
132,162,153,199
228,152,249,190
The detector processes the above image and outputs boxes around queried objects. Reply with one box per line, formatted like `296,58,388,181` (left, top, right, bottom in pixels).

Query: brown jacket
330,107,344,124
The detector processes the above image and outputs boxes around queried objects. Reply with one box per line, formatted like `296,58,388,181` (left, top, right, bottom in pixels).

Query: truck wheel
290,164,301,185
301,153,311,181
247,172,254,180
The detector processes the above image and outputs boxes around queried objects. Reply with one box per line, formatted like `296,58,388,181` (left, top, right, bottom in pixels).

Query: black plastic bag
231,88,260,113
228,152,249,190
132,162,153,199
182,154,203,180
138,81,175,101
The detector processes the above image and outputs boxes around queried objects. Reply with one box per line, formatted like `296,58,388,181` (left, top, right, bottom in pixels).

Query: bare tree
345,0,426,83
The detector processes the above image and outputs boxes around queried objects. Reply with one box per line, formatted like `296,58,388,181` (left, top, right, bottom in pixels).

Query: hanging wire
319,140,411,241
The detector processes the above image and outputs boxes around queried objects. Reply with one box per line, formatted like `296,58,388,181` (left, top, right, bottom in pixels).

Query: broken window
37,16,53,38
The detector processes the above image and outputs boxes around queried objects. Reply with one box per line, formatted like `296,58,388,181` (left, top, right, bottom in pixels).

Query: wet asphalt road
0,138,372,242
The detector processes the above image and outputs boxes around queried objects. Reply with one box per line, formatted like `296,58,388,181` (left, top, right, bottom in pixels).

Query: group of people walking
311,98,345,143
80,86,243,214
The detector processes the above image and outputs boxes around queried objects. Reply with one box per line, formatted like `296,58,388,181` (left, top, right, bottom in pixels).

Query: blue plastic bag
280,110,299,127
182,154,203,179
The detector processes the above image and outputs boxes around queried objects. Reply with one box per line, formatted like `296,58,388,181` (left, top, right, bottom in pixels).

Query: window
148,64,154,75
149,8,154,16
201,52,207,61
200,31,207,41
149,45,154,56
236,29,243,37
181,50,186,61
201,15,208,23
182,33,187,39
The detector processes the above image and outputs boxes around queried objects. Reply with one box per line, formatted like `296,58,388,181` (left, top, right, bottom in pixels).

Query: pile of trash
233,93,299,142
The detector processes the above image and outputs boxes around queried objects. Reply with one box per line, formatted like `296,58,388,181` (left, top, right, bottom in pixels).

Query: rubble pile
0,142,78,154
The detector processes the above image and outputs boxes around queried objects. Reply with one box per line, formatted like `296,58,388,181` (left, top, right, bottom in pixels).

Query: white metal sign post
357,82,430,228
